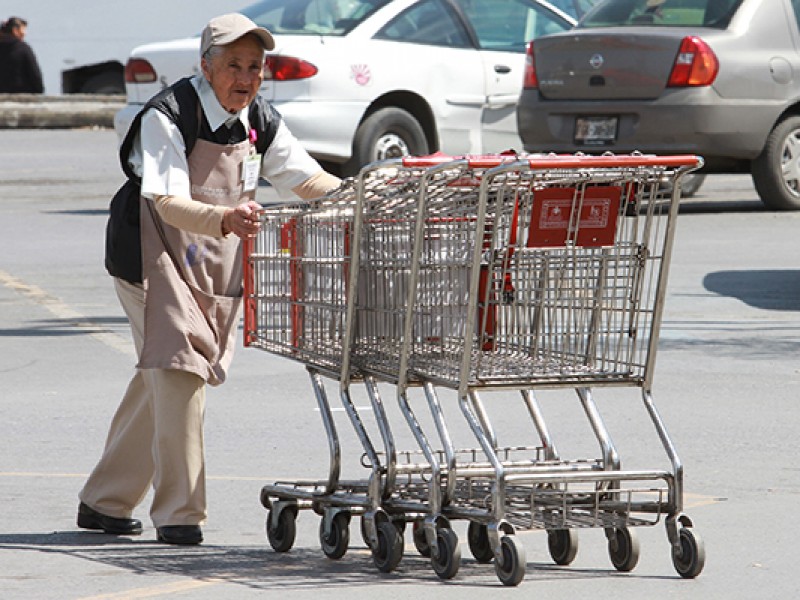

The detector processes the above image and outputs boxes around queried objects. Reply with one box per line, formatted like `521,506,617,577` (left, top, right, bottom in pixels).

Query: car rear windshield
242,0,392,35
579,0,744,28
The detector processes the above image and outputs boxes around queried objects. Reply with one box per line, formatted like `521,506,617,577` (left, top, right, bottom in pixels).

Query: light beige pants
79,277,207,527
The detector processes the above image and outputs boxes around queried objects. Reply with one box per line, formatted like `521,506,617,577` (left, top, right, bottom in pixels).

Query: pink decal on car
351,64,371,86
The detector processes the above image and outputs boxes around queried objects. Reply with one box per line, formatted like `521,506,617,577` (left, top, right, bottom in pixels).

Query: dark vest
105,77,281,284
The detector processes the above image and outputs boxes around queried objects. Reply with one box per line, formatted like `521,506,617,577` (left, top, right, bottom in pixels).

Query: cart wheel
431,527,461,580
412,520,431,557
672,527,706,578
394,518,407,535
266,506,297,552
494,535,526,587
372,520,404,573
319,512,351,560
360,515,370,547
608,527,640,572
467,521,494,563
547,528,579,565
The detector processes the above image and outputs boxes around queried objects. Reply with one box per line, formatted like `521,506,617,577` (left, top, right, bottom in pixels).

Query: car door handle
494,65,512,74
486,93,519,109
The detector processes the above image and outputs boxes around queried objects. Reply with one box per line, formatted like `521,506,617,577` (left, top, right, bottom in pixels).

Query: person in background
77,13,340,545
0,16,44,93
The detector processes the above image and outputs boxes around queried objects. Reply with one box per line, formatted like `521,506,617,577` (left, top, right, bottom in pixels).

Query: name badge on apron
242,154,261,192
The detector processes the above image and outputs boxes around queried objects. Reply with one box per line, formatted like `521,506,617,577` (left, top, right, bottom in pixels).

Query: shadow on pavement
704,270,800,311
0,531,674,590
677,198,765,213
45,208,109,217
0,317,129,338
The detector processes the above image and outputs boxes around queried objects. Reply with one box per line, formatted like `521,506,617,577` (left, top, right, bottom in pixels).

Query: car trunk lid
534,30,687,100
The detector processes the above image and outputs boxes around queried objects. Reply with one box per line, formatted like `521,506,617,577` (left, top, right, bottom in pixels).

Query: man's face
201,34,264,114
12,24,26,40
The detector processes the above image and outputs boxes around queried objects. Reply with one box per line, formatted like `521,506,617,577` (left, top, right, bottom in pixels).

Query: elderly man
77,13,340,545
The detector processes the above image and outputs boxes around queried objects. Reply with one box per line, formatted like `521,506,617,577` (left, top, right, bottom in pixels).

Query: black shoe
77,502,143,535
156,525,203,545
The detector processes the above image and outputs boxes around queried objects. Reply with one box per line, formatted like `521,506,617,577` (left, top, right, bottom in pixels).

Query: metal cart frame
243,153,706,585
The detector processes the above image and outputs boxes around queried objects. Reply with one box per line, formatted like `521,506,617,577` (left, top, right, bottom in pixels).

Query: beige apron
138,136,255,386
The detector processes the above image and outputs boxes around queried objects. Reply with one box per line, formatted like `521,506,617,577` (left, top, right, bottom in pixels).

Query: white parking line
0,269,134,357
77,579,223,600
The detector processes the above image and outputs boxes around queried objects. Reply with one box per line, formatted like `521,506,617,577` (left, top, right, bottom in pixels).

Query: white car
116,0,579,175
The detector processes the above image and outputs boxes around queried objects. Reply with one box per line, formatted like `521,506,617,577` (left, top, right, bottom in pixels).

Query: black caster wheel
412,520,431,557
672,527,706,578
494,535,526,587
372,520,404,573
266,506,297,552
608,527,640,572
320,511,351,560
467,521,494,563
431,527,461,580
547,528,578,565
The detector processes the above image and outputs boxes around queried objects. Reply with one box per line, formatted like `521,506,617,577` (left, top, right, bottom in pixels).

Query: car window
547,0,602,19
793,0,800,33
242,0,392,35
453,0,574,52
375,0,472,47
580,0,744,28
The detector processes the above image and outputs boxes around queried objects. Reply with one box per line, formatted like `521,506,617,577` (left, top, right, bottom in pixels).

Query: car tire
680,173,706,198
317,159,344,178
344,107,429,176
752,115,800,210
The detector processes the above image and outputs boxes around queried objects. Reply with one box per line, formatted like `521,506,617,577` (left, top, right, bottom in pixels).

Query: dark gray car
517,0,800,209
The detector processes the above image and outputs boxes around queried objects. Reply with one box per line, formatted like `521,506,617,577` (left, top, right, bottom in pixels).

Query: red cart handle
401,151,519,169
401,152,701,170
525,154,701,169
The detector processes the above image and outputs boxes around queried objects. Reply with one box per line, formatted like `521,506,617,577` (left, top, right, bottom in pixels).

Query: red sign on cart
527,186,621,247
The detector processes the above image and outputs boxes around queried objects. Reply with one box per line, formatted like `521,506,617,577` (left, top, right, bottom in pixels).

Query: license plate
574,116,618,145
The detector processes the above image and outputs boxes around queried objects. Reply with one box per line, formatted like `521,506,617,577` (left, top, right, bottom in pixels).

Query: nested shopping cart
242,167,457,565
243,152,706,586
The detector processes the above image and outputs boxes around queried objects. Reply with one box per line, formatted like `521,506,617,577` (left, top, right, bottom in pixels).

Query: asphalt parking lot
1,129,798,599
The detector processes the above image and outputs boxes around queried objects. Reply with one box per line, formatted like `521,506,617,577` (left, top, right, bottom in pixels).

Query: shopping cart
244,153,706,586
243,169,464,564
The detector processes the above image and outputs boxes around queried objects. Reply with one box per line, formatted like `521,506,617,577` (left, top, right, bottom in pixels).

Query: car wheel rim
375,133,409,160
780,128,800,197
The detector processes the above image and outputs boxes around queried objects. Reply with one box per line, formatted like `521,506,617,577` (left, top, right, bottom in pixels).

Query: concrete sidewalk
0,94,124,129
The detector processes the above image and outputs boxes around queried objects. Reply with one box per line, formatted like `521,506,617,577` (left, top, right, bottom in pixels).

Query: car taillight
124,58,157,83
667,36,718,87
264,56,318,81
523,41,538,89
